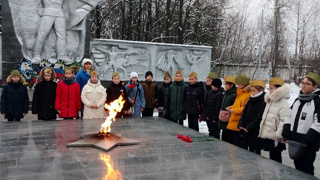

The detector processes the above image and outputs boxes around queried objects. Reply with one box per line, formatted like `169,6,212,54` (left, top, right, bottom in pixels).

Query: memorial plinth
0,117,317,180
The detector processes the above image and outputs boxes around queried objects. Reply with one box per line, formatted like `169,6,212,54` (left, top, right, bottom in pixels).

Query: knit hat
211,78,222,88
145,71,153,78
269,77,284,86
175,70,183,76
189,72,197,78
81,58,92,67
10,70,20,77
90,71,98,77
130,72,138,79
224,76,236,85
250,79,266,89
306,72,320,86
164,71,172,79
207,72,218,79
235,74,250,85
112,72,120,78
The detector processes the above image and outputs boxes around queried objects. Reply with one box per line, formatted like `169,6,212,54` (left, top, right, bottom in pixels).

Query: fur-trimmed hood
6,75,26,84
265,84,290,102
39,68,56,81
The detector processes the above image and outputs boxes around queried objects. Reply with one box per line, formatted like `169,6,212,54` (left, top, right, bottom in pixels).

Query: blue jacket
125,81,145,109
1,82,29,119
75,69,90,92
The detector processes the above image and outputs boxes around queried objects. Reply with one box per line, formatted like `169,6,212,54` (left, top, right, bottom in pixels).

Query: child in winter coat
259,77,289,163
225,74,251,147
156,71,172,119
169,70,187,125
32,67,57,120
81,71,107,119
218,76,237,141
238,80,266,155
76,58,93,118
185,72,204,132
201,72,218,121
55,67,81,119
282,72,320,175
141,71,158,117
106,72,130,118
125,72,145,117
1,70,29,121
202,78,224,138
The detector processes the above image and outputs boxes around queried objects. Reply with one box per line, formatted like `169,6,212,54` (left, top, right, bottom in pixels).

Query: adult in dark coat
218,76,237,141
202,78,224,138
238,80,266,155
106,78,130,118
32,68,57,120
1,70,29,121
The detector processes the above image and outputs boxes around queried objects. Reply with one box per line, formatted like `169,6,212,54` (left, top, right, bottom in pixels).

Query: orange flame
100,153,122,180
100,95,125,134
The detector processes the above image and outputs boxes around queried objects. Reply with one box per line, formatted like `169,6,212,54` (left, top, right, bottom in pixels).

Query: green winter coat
218,86,237,130
169,81,187,121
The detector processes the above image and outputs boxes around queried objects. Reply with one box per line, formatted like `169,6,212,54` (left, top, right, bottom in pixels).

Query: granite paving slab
0,117,318,180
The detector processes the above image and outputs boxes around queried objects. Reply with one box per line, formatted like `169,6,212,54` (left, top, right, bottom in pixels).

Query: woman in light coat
259,77,290,163
81,71,107,119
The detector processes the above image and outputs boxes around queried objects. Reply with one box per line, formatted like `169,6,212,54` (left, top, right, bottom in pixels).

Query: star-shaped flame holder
67,133,140,152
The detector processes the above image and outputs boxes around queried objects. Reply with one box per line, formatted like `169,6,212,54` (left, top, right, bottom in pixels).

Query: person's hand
285,140,288,143
2,113,5,117
275,137,282,142
301,143,307,147
123,110,128,114
130,99,135,104
140,108,144,112
212,120,217,123
244,128,248,133
23,113,27,116
226,107,234,113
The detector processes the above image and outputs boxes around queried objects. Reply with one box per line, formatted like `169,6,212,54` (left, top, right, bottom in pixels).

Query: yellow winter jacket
226,85,251,131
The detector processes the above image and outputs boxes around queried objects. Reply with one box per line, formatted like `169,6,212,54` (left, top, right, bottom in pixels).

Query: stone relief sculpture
9,0,105,64
156,50,185,77
184,50,206,72
91,44,149,78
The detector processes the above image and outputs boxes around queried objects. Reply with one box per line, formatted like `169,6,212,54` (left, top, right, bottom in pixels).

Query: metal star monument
67,133,140,152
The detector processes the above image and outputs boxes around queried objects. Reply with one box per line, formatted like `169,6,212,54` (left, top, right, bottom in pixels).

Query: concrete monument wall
212,64,299,82
90,39,212,81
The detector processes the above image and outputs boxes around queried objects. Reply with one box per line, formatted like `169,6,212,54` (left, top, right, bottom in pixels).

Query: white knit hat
130,72,138,79
81,58,92,67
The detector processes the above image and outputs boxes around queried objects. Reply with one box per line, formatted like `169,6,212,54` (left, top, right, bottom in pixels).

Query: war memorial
0,0,318,179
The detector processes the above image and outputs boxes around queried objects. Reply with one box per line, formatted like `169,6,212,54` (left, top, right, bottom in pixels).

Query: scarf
251,91,264,98
174,78,184,82
62,77,76,85
298,90,319,101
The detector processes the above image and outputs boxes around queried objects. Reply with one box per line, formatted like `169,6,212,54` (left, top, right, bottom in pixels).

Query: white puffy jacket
258,84,290,140
81,80,107,119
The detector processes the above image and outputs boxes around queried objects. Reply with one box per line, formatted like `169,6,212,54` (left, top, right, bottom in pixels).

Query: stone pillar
1,0,23,81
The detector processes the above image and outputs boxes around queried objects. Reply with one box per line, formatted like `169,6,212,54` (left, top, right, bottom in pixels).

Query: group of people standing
1,58,320,175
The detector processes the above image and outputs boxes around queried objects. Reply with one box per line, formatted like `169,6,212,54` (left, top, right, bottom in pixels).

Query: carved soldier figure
32,0,72,64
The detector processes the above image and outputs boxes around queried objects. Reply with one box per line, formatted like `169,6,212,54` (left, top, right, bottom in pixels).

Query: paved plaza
0,115,318,180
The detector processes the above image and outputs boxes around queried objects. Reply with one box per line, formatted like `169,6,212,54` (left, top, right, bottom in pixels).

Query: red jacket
55,80,81,118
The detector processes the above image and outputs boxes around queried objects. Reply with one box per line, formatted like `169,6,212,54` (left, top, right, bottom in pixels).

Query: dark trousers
249,147,261,155
169,118,184,125
8,118,21,121
188,114,199,132
206,120,220,139
269,150,282,163
221,129,230,142
294,147,316,175
223,129,243,148
142,108,154,117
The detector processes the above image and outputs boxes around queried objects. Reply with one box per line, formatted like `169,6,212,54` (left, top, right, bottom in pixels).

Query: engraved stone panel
91,39,212,81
